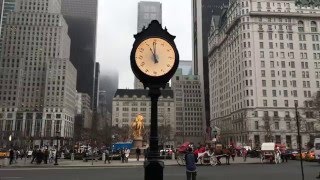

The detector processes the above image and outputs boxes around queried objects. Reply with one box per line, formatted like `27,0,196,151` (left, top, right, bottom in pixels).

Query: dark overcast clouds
96,0,192,89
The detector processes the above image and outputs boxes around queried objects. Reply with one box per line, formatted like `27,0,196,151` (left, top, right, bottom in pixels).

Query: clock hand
149,47,157,63
153,42,158,63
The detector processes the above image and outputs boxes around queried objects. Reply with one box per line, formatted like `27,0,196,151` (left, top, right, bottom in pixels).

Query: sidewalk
0,158,178,168
0,157,261,168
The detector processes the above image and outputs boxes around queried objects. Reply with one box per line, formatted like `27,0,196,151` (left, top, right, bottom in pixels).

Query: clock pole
144,85,164,180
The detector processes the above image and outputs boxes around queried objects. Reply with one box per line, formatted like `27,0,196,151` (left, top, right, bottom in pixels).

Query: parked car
0,149,9,158
284,149,299,160
160,148,173,158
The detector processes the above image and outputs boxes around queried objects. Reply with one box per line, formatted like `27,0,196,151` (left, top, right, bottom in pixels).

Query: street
0,161,319,180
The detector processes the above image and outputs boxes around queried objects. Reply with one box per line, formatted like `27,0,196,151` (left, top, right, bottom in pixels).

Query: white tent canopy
261,142,275,151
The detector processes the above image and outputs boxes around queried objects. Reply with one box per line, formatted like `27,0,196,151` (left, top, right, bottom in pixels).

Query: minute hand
153,42,158,63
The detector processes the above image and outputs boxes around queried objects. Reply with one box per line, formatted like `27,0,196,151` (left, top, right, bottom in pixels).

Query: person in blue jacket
185,147,198,180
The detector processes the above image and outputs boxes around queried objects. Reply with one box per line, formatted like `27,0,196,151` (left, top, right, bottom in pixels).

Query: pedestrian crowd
8,147,58,165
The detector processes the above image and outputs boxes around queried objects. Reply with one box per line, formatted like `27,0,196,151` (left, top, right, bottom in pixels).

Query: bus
315,138,320,163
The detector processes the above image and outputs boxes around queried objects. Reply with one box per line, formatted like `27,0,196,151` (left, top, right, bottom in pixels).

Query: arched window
298,21,304,32
311,21,317,32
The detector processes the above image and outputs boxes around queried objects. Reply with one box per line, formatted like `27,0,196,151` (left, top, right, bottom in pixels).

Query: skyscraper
99,71,119,113
192,0,228,129
0,0,77,146
134,1,162,89
178,60,193,76
61,0,98,108
171,68,204,144
0,0,15,52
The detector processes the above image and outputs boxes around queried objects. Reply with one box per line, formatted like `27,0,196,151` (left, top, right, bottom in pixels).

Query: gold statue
131,114,145,138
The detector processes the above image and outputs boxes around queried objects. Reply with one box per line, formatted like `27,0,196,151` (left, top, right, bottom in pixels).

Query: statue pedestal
133,137,143,148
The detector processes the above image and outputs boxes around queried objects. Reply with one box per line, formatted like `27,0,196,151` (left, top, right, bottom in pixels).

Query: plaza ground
0,159,319,180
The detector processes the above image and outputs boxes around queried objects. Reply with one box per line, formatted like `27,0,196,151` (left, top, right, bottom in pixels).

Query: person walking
121,149,125,163
13,150,17,164
9,149,14,165
136,147,141,161
30,149,37,164
242,148,248,162
125,148,130,163
144,147,149,161
185,147,197,180
44,149,49,164
36,149,43,164
104,148,110,164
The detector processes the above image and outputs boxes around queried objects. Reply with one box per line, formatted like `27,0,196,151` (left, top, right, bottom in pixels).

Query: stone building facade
208,0,320,148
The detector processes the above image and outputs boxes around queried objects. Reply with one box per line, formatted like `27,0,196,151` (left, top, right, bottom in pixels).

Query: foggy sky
96,0,192,89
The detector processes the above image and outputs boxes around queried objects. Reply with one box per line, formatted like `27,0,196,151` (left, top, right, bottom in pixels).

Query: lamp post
54,131,60,165
212,128,217,146
295,103,304,180
111,135,115,162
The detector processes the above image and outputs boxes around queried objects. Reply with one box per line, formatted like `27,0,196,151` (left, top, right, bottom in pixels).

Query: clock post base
144,160,164,180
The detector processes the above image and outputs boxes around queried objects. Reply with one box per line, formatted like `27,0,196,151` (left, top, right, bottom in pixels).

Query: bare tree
260,114,274,142
158,112,173,149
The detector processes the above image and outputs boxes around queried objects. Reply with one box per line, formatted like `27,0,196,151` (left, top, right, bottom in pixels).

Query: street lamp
8,135,12,148
212,128,217,146
54,131,60,165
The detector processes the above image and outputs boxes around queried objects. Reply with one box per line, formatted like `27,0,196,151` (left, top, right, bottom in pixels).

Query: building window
275,122,279,130
269,51,274,58
262,80,266,87
279,34,284,40
255,121,259,130
259,33,263,40
263,90,267,97
260,42,264,49
298,21,304,32
263,100,268,106
311,21,317,32
273,100,278,107
284,100,289,107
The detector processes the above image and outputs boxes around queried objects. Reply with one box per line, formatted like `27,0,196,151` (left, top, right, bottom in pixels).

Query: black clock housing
130,20,180,89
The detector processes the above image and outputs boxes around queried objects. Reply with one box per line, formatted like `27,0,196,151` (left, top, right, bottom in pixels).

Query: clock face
135,37,175,77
